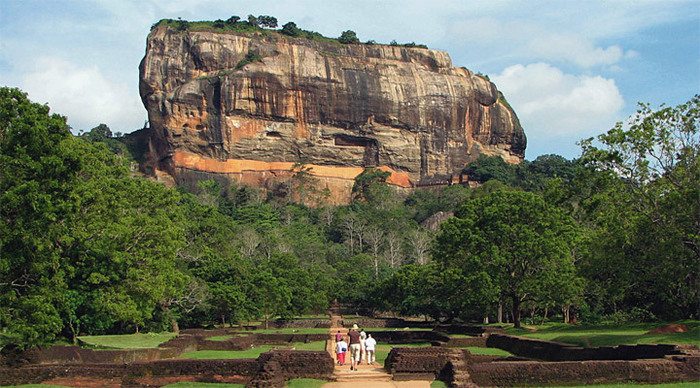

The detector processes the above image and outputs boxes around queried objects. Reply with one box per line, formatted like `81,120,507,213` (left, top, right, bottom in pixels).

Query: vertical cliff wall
139,25,526,204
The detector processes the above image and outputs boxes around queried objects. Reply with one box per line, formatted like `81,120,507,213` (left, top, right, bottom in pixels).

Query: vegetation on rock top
151,15,428,48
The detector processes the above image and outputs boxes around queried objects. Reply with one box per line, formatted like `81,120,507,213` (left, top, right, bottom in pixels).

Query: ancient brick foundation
468,356,700,386
0,350,333,387
487,334,686,361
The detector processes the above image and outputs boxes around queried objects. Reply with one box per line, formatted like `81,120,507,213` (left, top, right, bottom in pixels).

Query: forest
0,87,698,350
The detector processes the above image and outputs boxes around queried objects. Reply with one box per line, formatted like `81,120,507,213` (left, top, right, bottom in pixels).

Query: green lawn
287,378,326,388
463,346,512,356
205,334,251,341
503,321,700,348
288,340,326,351
162,383,245,388
77,332,176,349
430,381,448,388
180,341,326,359
361,327,433,332
242,327,330,334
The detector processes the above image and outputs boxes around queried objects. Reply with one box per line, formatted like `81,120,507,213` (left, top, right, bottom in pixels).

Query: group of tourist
335,324,377,370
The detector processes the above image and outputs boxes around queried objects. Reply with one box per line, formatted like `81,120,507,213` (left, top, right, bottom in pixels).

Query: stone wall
445,337,488,348
468,356,700,386
487,334,686,361
0,350,333,387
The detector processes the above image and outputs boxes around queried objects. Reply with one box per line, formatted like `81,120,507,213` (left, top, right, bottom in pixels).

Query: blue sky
1,0,698,159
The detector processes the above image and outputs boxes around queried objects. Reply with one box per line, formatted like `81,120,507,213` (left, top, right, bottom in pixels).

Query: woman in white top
336,339,348,366
364,334,377,365
359,329,367,363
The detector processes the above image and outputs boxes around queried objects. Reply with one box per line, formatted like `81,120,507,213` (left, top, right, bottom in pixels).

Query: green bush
338,30,360,44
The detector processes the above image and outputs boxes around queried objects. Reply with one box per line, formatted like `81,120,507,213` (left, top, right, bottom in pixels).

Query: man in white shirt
364,333,377,365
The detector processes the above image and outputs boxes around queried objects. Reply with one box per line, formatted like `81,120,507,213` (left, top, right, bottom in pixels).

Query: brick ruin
1,320,698,387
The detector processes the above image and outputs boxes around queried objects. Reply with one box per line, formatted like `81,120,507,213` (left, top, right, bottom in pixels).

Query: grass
162,383,245,388
77,332,176,349
361,327,434,332
181,346,276,359
206,334,246,341
243,327,330,334
503,321,700,348
430,381,448,388
180,341,326,359
286,378,326,388
463,346,512,356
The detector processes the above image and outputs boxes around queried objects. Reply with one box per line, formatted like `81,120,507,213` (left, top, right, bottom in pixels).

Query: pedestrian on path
347,324,362,370
335,330,343,342
364,333,377,365
359,328,367,363
336,338,348,366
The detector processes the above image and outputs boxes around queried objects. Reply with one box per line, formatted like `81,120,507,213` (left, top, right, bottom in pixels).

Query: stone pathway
324,313,431,388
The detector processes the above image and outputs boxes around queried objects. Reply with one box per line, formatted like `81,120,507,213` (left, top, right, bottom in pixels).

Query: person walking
347,324,362,371
364,333,377,365
336,338,348,366
359,328,367,364
335,330,343,342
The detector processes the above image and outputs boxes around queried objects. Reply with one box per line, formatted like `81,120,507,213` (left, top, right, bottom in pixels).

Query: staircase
327,313,393,383
333,366,393,382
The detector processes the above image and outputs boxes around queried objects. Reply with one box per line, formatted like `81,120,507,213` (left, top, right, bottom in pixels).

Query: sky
1,0,698,159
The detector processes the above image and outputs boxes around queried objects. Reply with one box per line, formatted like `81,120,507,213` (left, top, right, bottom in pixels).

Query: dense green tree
579,96,699,319
0,88,80,348
257,15,278,28
338,30,360,44
246,15,259,27
281,22,301,36
463,155,518,185
434,189,582,327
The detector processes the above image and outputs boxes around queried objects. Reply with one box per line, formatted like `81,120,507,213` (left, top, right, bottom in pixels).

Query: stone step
334,373,393,382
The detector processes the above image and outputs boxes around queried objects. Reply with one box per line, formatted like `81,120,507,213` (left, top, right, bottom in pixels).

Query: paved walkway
324,313,431,388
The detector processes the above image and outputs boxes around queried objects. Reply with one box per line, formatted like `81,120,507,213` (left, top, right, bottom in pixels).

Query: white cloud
19,57,145,132
492,63,624,138
448,18,638,68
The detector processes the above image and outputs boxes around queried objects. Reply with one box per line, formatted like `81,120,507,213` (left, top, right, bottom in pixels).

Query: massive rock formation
139,25,526,204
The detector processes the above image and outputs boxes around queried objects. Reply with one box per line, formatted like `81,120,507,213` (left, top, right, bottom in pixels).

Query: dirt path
324,313,431,388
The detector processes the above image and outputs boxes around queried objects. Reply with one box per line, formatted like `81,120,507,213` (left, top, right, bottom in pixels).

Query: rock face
139,25,526,204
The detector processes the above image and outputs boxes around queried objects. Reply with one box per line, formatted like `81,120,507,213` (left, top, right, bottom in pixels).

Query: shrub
236,51,263,69
338,30,360,44
258,15,278,28
281,22,301,37
176,18,189,31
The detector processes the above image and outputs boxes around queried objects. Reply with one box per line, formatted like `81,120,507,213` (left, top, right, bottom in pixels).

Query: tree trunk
171,319,180,334
541,306,548,325
374,256,379,279
483,315,489,324
563,305,570,324
497,302,503,324
512,295,522,328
